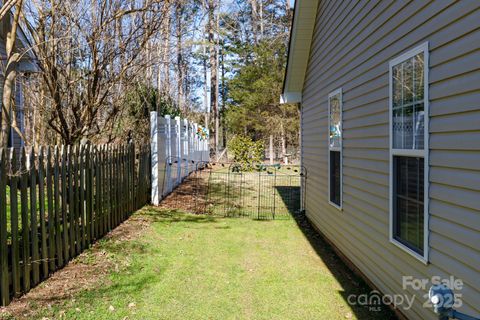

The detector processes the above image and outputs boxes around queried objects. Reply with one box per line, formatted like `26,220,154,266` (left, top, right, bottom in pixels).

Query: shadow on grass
291,212,398,320
274,185,301,218
83,272,161,302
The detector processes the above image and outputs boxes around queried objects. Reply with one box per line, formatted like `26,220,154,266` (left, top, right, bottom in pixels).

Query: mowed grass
25,207,395,320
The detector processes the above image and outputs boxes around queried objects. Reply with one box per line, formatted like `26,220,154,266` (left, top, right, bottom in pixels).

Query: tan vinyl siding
301,1,480,319
11,80,24,149
0,36,26,149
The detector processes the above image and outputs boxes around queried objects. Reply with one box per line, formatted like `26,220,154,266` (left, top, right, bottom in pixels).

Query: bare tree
158,1,171,99
21,0,166,144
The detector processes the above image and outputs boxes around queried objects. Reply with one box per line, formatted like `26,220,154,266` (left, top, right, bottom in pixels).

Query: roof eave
280,0,319,104
280,92,302,104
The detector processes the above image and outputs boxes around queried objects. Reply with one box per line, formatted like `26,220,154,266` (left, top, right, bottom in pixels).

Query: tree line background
1,0,298,162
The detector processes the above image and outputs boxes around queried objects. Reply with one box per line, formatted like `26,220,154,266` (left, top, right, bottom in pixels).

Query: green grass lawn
13,207,396,320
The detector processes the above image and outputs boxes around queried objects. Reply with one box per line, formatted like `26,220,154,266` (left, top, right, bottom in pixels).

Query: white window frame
328,88,343,210
388,42,429,264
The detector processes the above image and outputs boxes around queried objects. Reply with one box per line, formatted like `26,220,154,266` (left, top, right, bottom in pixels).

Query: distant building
282,1,480,319
0,12,38,148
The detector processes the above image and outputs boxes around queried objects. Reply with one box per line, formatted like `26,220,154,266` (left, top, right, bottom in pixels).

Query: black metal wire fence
159,162,306,220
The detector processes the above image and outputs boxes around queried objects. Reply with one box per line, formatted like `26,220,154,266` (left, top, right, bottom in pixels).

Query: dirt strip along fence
0,143,150,306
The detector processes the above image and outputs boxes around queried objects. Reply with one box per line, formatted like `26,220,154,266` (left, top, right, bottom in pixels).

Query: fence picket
73,146,80,255
122,147,126,218
94,148,99,240
53,147,63,267
103,146,108,234
105,146,111,232
118,147,122,221
85,146,91,246
140,147,144,205
46,147,55,271
107,145,112,232
127,145,131,214
115,147,119,227
119,147,123,221
0,149,9,305
130,144,134,213
67,146,75,258
79,146,85,250
89,146,95,242
124,146,128,217
9,149,21,296
101,146,105,232
109,147,114,228
29,148,40,285
61,146,69,263
131,147,134,209
20,148,31,291
38,147,48,279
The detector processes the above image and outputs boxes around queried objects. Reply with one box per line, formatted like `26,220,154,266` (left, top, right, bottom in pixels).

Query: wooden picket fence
0,143,150,306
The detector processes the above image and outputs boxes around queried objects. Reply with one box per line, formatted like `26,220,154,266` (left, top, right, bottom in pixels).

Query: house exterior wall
11,79,24,148
301,1,480,319
0,38,26,149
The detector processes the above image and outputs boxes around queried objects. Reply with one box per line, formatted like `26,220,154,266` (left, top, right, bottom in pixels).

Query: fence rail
0,143,150,306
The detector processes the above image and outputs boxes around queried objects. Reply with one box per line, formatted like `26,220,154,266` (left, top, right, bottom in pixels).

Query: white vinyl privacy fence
150,111,209,205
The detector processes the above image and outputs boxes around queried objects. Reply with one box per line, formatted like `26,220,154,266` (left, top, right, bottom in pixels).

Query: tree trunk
249,0,258,44
215,9,220,152
269,134,274,165
281,122,287,164
221,46,227,151
207,0,218,156
163,6,171,96
203,43,209,128
259,0,264,38
286,0,291,14
1,66,16,147
176,2,184,112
